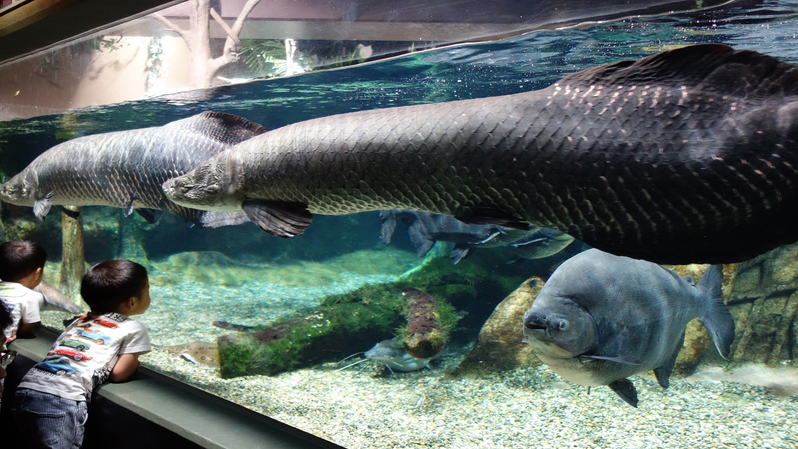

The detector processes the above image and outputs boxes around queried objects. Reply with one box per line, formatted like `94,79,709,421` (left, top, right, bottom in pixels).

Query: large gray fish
163,45,798,263
0,111,266,227
521,249,735,407
34,281,84,314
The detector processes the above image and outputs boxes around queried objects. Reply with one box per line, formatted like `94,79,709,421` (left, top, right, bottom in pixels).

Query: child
1,300,14,398
0,240,46,343
13,259,152,449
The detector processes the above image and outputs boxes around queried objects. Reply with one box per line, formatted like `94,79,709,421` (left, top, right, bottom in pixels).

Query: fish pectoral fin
33,191,55,220
450,246,471,265
407,226,435,257
379,212,398,245
135,208,163,224
580,354,641,365
454,208,531,230
125,192,141,216
609,379,639,408
242,199,313,238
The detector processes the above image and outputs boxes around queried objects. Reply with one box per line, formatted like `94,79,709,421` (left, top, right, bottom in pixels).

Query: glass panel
3,0,798,448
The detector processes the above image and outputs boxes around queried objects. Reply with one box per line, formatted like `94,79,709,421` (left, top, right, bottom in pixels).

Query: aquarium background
2,0,798,447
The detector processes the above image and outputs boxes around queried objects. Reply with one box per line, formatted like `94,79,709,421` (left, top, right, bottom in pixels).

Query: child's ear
125,296,137,310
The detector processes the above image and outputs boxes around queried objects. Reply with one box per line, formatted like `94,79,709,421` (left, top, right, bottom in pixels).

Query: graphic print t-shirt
0,281,43,343
18,312,150,401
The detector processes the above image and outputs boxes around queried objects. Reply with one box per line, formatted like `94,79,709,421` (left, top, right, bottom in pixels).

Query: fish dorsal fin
167,111,268,145
559,44,798,98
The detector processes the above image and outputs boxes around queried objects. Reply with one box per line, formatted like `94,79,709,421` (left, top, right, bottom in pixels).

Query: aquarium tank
2,0,798,447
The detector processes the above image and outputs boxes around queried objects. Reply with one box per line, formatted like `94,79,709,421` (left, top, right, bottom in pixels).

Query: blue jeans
13,388,87,449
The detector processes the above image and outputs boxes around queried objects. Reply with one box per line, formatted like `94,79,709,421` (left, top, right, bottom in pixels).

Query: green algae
218,252,530,378
219,301,401,377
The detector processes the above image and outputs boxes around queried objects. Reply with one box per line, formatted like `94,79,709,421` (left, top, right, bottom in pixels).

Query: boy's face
130,279,151,316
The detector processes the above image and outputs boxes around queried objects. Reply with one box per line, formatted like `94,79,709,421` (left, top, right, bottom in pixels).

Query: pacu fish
163,45,798,264
0,111,265,227
522,249,735,407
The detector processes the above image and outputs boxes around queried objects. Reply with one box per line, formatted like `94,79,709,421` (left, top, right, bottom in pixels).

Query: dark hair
0,240,47,282
80,260,148,313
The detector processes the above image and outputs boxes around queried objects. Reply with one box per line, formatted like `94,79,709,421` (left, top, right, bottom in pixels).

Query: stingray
156,340,219,367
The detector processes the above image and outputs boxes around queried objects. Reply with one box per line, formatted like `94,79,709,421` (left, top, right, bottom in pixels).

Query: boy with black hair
0,240,46,342
13,259,152,449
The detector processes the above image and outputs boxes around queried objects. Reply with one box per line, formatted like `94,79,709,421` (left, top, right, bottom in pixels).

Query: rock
726,243,798,366
451,277,544,376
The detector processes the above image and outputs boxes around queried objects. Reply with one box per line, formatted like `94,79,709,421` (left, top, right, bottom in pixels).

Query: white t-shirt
18,312,151,401
0,281,43,343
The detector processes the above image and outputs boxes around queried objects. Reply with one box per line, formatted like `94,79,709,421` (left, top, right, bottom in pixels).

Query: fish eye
555,319,569,331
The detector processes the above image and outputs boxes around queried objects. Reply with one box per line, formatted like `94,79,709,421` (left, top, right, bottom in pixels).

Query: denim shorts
13,388,88,449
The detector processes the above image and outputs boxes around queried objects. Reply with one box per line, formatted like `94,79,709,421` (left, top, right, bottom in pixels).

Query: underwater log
216,254,527,378
217,301,402,378
59,206,86,307
401,288,448,359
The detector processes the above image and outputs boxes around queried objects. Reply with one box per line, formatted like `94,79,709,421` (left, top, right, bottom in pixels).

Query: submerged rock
726,242,798,366
451,277,544,376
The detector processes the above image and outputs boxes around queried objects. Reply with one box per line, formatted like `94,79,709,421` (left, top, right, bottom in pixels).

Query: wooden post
59,206,87,309
118,212,148,266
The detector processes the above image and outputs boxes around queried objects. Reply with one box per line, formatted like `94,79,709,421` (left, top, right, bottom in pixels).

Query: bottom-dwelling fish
522,249,735,407
337,339,443,377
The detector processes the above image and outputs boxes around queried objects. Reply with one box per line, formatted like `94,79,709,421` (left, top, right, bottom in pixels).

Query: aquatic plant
217,251,530,378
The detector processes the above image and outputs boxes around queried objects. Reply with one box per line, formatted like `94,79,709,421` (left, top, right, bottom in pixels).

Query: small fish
34,281,84,314
505,228,575,262
522,249,735,407
337,339,443,376
212,320,255,332
156,341,219,367
381,210,571,264
365,339,442,373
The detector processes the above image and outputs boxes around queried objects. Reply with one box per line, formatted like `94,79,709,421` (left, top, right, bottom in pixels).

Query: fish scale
1,111,267,228
164,45,798,264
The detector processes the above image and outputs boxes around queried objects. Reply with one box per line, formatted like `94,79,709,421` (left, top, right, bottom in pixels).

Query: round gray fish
522,248,735,407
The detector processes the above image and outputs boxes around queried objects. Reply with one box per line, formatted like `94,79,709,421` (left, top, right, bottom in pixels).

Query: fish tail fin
697,264,735,359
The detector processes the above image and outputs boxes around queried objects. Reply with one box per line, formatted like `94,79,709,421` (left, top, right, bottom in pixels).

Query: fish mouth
523,321,546,330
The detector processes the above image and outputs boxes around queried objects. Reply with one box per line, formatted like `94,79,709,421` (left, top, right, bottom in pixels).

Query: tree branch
209,7,239,47
152,13,192,48
209,0,262,81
